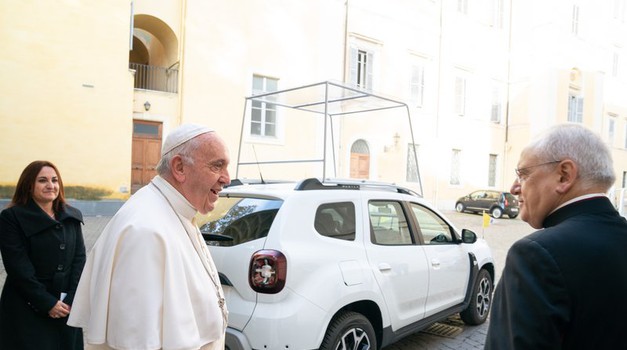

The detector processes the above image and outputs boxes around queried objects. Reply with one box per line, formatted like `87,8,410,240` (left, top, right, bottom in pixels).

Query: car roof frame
235,80,424,196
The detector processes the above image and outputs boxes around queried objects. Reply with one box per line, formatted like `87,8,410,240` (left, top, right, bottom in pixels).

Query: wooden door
131,120,162,194
350,153,370,179
349,139,370,179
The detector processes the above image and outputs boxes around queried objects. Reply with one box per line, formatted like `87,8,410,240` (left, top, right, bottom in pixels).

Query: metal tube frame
235,81,423,196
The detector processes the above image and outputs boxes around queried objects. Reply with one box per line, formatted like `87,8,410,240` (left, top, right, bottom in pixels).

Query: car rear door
466,191,484,211
364,199,430,330
476,191,494,212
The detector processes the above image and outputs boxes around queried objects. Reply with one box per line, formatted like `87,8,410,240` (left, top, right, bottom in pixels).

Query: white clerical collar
551,193,607,214
151,175,197,221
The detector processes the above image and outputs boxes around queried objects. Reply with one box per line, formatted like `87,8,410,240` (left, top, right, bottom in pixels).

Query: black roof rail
225,179,244,188
395,187,422,198
295,178,422,197
226,178,298,188
295,178,360,191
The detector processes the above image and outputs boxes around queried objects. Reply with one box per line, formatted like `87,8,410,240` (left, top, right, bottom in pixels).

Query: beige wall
1,0,625,209
177,0,346,157
0,0,133,196
504,0,627,206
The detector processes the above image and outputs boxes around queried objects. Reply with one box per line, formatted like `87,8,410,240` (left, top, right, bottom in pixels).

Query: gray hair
525,123,615,190
156,135,203,175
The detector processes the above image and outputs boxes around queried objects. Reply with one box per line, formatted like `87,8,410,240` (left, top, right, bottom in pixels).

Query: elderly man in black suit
485,123,627,349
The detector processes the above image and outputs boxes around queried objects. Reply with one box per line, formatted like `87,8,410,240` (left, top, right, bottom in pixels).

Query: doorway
131,120,162,193
349,139,370,179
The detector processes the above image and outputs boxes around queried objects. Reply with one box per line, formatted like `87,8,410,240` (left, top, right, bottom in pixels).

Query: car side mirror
461,229,477,244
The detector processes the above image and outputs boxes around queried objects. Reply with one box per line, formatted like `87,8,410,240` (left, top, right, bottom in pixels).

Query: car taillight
249,249,287,294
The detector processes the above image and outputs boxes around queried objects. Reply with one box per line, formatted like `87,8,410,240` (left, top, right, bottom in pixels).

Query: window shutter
455,77,466,116
366,51,374,90
349,47,358,86
576,97,583,121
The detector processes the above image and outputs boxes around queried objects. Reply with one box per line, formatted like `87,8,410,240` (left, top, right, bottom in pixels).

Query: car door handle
378,263,392,271
431,259,441,268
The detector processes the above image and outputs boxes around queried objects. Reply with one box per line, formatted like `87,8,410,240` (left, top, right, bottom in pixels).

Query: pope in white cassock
68,124,231,350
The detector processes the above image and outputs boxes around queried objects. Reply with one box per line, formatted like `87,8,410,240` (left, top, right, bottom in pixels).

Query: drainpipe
433,0,443,206
503,0,514,189
339,0,349,177
177,0,188,125
343,0,349,81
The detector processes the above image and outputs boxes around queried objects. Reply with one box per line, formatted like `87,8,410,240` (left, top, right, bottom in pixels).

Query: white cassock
68,176,227,350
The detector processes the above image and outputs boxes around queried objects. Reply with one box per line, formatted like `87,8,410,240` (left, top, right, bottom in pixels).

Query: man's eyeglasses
514,160,561,183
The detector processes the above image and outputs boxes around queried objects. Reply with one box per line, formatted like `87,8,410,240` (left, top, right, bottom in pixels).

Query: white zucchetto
162,123,214,156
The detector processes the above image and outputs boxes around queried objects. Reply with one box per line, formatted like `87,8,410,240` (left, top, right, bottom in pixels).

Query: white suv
198,178,495,350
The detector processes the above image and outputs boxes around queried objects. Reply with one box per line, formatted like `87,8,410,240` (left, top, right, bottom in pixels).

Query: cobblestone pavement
0,211,533,349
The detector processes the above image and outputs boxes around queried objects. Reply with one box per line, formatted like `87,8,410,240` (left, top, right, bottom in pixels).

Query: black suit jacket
485,197,627,350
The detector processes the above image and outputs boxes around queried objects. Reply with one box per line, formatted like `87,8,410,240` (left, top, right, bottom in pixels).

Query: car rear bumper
504,207,519,216
226,292,328,349
225,327,252,350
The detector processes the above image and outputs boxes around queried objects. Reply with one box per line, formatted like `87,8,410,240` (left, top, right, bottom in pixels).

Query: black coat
485,197,627,349
0,199,86,350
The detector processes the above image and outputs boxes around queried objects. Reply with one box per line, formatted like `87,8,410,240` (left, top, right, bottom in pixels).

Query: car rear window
314,202,356,241
198,197,282,246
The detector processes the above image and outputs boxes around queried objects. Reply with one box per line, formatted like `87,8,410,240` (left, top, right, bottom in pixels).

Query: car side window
314,202,356,241
369,201,413,245
471,191,484,200
198,197,282,246
410,203,454,245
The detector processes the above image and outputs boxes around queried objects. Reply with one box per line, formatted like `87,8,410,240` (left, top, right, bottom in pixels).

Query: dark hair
10,160,66,212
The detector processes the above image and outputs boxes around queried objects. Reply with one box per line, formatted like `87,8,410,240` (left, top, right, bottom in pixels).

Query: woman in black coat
0,160,86,349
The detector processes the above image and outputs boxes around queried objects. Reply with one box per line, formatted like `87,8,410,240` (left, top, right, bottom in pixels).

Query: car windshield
197,197,283,246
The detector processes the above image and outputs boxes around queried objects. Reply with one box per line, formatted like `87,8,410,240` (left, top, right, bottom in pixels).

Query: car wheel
455,202,465,213
490,207,502,219
319,311,377,350
460,269,493,325
509,214,518,219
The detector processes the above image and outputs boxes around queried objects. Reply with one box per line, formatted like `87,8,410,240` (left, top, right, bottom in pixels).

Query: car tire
460,269,493,325
509,214,518,219
490,207,502,219
319,311,377,350
455,202,465,213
